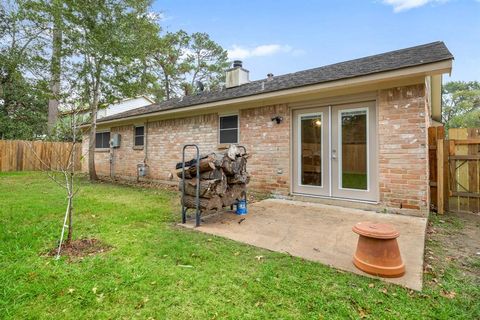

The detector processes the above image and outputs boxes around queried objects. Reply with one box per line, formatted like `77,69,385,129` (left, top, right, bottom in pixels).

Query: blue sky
152,0,480,82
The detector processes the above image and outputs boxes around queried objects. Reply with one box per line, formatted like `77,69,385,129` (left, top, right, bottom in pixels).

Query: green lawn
342,172,367,190
1,172,479,319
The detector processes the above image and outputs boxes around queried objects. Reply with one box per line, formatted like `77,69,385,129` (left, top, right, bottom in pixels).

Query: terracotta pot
352,221,405,278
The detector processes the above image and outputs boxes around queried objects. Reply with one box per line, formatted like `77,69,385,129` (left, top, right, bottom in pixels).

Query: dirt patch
425,212,480,282
46,238,111,260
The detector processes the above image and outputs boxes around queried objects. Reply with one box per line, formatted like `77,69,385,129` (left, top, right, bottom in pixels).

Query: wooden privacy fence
0,140,82,172
429,127,480,214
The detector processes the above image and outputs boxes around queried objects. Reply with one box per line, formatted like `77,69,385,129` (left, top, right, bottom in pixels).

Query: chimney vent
267,73,274,81
233,60,243,68
225,61,250,88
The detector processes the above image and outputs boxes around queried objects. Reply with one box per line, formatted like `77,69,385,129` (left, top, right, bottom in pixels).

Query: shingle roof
98,41,453,123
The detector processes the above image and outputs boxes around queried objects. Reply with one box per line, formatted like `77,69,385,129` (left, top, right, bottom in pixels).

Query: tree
442,81,480,130
62,0,158,180
47,0,63,133
183,32,229,95
27,96,83,257
0,0,50,139
151,30,190,100
148,30,229,100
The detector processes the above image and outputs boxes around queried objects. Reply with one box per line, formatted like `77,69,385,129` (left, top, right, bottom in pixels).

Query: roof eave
88,59,452,128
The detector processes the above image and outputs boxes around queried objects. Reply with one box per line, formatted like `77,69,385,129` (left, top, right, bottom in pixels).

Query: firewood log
176,155,216,178
232,156,246,174
221,184,247,207
182,195,223,210
179,178,227,198
220,156,235,176
227,172,250,184
199,168,225,180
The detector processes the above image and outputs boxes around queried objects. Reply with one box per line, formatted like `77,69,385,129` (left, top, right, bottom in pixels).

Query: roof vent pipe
267,73,274,81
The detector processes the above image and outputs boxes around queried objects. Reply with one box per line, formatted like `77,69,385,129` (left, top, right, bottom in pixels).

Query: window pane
95,132,110,148
220,129,238,144
135,136,144,146
135,126,144,136
95,133,102,148
300,115,322,186
220,115,238,129
104,132,110,148
341,110,367,190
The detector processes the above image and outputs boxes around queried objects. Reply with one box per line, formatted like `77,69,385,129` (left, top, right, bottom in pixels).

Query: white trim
291,192,380,205
296,112,324,189
218,113,239,144
328,105,332,197
337,107,370,192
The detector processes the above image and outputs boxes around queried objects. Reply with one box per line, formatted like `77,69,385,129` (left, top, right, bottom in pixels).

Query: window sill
95,148,110,153
217,143,238,150
133,146,144,150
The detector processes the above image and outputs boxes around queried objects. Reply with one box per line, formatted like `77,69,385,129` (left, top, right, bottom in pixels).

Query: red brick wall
378,84,429,215
240,104,290,195
83,114,218,181
82,83,430,216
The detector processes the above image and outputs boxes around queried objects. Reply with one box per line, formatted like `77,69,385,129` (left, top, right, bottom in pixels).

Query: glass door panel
331,102,377,202
292,107,330,196
340,110,367,190
300,114,322,186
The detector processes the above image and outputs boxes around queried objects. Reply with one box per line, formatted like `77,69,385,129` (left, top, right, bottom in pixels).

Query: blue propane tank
236,199,247,215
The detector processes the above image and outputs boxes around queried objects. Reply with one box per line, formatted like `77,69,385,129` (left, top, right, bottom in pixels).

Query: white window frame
218,113,239,144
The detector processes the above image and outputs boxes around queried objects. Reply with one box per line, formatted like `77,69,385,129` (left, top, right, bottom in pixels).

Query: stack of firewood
176,145,250,211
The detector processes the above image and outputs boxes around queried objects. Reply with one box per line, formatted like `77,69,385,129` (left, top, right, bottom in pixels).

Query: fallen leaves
440,290,456,299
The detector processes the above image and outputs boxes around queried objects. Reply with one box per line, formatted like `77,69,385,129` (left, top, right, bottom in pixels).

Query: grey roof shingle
98,41,453,123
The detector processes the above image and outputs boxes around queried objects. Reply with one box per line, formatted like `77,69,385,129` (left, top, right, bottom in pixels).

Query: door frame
292,107,330,196
289,95,379,203
331,102,378,201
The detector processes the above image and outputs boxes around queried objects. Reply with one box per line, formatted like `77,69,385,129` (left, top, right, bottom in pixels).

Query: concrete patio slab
182,199,427,291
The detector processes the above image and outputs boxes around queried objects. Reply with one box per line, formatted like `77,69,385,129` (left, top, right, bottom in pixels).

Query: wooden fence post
437,138,445,214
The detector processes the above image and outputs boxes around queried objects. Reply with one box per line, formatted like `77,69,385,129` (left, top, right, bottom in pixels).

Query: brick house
82,42,453,217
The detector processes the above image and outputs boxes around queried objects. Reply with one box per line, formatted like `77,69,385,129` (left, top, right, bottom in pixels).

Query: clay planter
352,221,405,278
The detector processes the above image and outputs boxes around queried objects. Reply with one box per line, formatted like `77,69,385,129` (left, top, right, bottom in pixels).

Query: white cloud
382,0,448,12
228,44,301,60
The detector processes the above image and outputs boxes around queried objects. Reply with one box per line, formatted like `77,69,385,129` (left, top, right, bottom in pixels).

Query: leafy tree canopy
442,81,480,130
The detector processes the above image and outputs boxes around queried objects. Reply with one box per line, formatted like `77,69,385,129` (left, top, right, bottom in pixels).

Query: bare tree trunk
88,65,101,181
88,119,98,180
66,195,73,243
67,114,76,243
47,0,62,133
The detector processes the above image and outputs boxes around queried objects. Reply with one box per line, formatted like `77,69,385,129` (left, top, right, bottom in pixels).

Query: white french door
292,102,377,202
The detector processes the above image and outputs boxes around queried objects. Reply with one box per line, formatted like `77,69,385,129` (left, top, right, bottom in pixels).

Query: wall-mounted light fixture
271,116,283,124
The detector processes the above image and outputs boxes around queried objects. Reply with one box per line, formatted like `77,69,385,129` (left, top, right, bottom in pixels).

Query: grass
342,172,367,190
1,172,479,319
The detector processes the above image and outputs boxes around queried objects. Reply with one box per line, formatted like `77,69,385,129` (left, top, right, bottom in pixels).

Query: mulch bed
46,238,111,260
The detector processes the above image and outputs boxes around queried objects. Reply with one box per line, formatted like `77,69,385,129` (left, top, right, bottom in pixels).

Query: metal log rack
180,144,248,227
